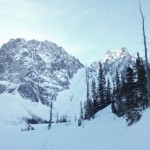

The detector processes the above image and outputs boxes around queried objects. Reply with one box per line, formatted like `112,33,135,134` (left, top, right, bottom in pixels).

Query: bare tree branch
139,0,150,106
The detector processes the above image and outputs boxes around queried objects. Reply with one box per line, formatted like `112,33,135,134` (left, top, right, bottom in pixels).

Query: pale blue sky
0,0,150,64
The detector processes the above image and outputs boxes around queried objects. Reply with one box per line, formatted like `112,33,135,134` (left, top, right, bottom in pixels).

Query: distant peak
8,38,26,43
114,47,128,53
7,38,58,48
114,47,131,59
105,50,112,55
101,47,131,63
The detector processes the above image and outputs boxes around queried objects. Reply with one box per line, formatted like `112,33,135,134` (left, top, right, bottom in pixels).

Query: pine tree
125,66,139,125
97,62,106,109
56,112,59,124
78,101,84,126
111,80,117,114
48,98,53,129
84,99,92,120
85,67,91,119
135,52,148,110
84,101,87,119
80,101,84,120
114,68,124,117
120,73,126,98
106,78,111,105
78,118,82,126
125,66,135,104
91,79,98,113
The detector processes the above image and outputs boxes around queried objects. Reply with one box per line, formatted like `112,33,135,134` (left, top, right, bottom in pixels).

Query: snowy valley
0,39,150,150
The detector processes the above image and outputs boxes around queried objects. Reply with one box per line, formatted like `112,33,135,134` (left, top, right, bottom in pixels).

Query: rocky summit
89,47,135,81
0,38,84,105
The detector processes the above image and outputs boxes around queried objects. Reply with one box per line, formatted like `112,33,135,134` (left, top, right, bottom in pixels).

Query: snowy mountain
1,42,150,150
89,47,135,80
1,105,150,150
0,43,137,125
54,47,137,120
0,38,84,106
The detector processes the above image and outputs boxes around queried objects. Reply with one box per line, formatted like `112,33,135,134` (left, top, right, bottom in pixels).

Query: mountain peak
105,50,112,55
0,38,84,105
89,47,135,80
101,47,131,63
112,47,129,57
7,38,26,44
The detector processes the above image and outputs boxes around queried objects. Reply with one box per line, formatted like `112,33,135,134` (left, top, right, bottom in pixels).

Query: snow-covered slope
0,68,86,126
0,92,50,126
0,105,150,150
0,67,86,126
54,68,86,120
0,45,149,150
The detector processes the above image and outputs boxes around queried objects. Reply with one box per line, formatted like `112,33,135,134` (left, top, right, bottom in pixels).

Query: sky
0,0,150,65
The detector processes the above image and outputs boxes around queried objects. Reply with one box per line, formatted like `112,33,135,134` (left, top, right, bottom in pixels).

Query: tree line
79,53,149,126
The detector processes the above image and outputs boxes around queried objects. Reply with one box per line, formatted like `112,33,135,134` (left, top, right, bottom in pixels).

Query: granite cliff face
0,38,84,105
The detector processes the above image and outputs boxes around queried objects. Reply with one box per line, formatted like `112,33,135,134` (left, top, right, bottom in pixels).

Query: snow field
0,105,150,150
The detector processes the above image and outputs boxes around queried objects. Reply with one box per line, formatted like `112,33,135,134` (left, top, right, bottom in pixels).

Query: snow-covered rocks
89,47,135,80
0,38,84,105
0,40,137,125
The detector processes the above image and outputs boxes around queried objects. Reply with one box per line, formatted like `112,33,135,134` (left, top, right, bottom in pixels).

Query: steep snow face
54,68,87,121
89,47,135,81
0,38,84,105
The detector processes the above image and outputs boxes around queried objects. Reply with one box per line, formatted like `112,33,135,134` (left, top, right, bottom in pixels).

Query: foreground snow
0,92,50,126
0,106,150,150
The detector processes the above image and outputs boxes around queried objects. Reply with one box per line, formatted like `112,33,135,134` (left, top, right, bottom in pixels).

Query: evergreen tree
115,68,125,117
125,66,139,125
135,52,148,110
84,101,87,119
111,80,117,114
80,101,84,120
78,101,84,126
48,98,53,130
97,62,106,109
91,79,98,113
56,112,59,124
120,73,126,98
106,78,111,105
125,66,135,104
84,99,92,120
78,118,82,126
85,67,92,119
